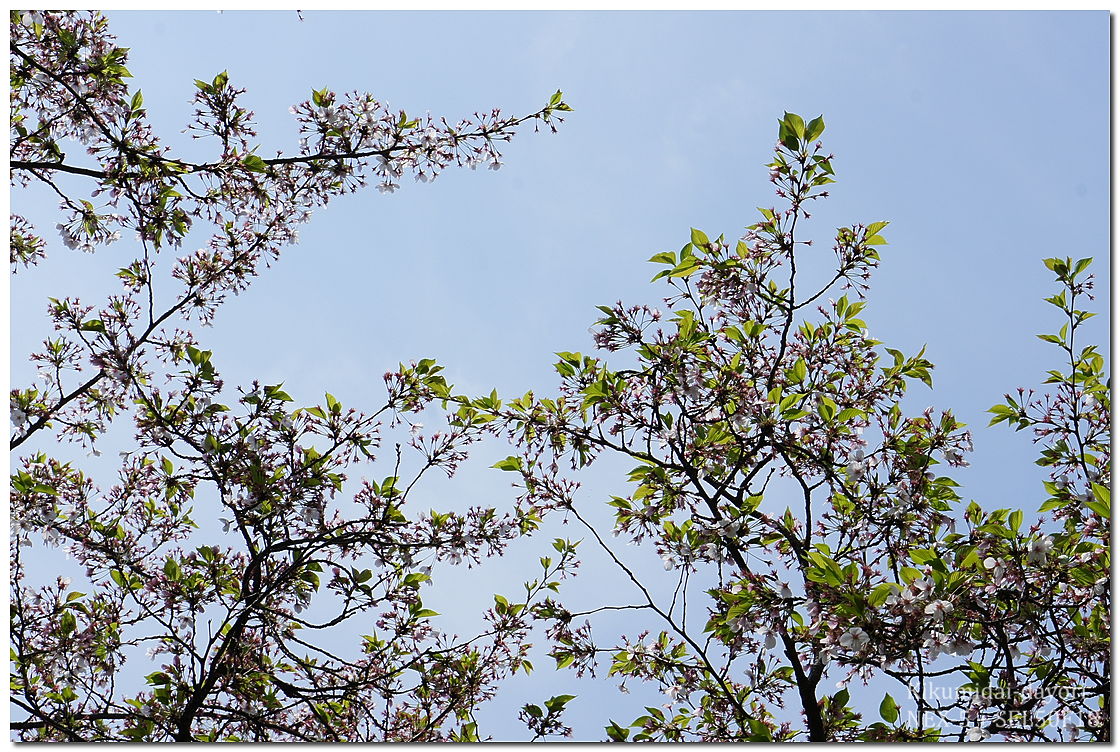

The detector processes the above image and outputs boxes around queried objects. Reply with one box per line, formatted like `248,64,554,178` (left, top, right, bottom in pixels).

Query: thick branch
11,159,106,178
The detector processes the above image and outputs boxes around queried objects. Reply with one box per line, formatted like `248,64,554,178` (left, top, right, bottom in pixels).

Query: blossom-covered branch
464,113,1108,741
11,9,574,741
10,9,569,454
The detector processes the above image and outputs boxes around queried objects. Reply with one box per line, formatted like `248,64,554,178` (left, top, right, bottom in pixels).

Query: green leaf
605,721,630,741
778,393,802,412
899,566,922,583
746,717,773,741
492,456,523,472
455,721,479,742
1086,483,1110,518
879,693,899,723
807,552,845,586
544,694,576,712
1084,499,1109,518
959,547,981,570
668,257,702,278
866,220,890,237
402,572,430,588
130,90,143,111
1091,482,1110,505
779,126,800,151
690,228,710,247
805,115,825,141
868,582,895,607
146,671,171,685
265,385,293,401
1009,509,1023,533
242,154,268,173
790,358,807,383
59,610,77,635
816,395,837,422
783,112,806,139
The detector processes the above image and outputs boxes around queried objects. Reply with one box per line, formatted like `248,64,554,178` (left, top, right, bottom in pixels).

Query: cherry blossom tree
10,10,1108,743
9,10,574,741
979,255,1110,741
474,113,1109,741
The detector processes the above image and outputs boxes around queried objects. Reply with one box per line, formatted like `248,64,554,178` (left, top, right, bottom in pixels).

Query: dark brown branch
11,159,106,178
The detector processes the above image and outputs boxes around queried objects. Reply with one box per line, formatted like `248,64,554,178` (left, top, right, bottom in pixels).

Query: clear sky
10,9,1109,740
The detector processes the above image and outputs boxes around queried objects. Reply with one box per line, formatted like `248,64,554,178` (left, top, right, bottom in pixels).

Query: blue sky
10,9,1109,740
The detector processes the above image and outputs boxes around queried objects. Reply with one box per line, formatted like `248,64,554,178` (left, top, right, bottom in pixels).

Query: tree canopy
11,9,570,741
10,10,1109,743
